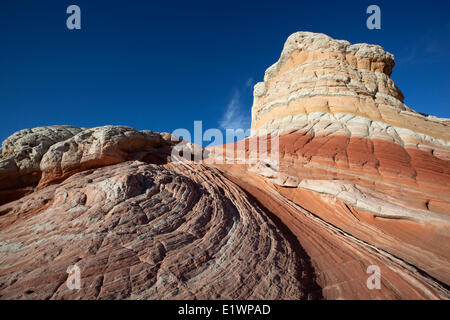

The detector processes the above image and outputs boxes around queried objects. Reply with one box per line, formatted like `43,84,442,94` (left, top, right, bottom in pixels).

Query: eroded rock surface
251,32,449,141
0,31,449,300
208,32,450,299
0,161,315,299
0,125,319,299
0,126,83,205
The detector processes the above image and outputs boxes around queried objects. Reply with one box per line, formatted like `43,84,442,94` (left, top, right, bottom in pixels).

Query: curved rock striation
0,128,318,300
221,169,449,299
209,32,450,298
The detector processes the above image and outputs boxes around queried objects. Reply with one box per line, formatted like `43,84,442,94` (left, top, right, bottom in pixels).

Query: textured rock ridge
39,126,170,186
0,125,319,299
0,161,312,299
0,126,195,205
0,126,83,205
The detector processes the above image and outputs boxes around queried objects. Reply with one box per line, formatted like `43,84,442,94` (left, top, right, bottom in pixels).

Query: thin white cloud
245,77,254,88
397,26,450,64
218,89,251,131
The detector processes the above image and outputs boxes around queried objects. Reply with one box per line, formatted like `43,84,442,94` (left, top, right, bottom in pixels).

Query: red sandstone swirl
0,127,320,299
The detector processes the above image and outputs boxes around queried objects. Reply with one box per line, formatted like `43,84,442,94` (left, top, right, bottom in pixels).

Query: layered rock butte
0,32,449,300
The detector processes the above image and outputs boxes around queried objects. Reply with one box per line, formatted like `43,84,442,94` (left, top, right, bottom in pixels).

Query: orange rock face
209,132,450,298
0,127,319,299
0,32,449,300
0,161,315,299
208,32,450,299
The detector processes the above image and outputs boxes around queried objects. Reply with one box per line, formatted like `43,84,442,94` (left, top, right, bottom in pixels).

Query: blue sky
1,0,449,143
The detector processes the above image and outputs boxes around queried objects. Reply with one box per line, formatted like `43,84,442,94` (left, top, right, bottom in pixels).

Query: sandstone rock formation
0,161,311,299
0,126,319,299
0,31,449,300
251,32,448,141
210,32,450,299
0,126,82,205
